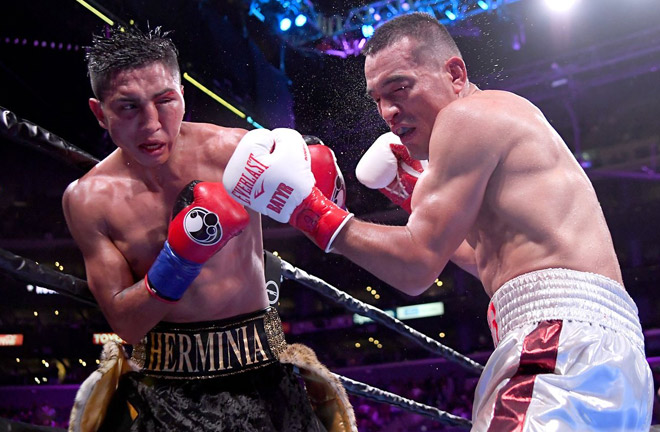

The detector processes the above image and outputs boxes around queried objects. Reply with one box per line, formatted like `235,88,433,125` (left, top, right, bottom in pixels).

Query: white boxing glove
355,132,427,213
223,128,314,223
224,128,353,251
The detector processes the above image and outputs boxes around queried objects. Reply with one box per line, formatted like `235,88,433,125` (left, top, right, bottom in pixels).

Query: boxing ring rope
0,105,475,429
282,260,484,374
0,248,97,307
1,106,100,169
337,374,472,429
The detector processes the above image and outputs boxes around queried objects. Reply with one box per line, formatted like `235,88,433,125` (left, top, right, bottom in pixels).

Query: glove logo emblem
254,180,266,199
230,153,269,206
183,207,223,245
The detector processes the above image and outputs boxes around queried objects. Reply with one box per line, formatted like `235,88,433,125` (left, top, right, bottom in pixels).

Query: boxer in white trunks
222,12,653,432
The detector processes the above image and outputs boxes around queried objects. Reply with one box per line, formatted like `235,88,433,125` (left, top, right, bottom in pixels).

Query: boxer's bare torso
338,36,622,297
63,63,266,344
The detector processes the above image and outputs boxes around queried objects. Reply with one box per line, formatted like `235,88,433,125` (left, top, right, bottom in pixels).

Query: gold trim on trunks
130,307,287,379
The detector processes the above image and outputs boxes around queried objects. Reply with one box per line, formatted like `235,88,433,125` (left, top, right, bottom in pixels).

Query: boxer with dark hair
63,26,354,432
224,12,653,431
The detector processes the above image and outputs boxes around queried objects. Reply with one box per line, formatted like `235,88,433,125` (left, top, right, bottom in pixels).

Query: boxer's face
89,61,185,168
365,36,457,159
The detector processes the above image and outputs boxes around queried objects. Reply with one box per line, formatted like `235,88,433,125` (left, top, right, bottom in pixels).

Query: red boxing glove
168,181,249,262
355,132,426,213
146,181,249,302
304,135,347,209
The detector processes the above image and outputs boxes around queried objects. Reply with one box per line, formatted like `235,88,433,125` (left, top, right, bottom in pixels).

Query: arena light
279,17,292,32
445,10,457,20
249,3,266,22
75,0,114,26
361,24,375,38
477,0,489,10
544,0,578,12
295,14,307,27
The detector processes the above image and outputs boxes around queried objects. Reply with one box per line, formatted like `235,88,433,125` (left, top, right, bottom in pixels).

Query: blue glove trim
146,241,203,302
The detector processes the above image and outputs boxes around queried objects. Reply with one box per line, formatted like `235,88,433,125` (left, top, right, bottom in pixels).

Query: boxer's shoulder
180,122,248,163
181,122,247,146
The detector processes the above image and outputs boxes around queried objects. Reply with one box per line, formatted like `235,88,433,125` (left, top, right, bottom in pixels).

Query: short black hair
362,12,461,59
86,26,180,100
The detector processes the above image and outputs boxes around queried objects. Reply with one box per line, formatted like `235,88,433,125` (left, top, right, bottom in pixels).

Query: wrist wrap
145,241,203,302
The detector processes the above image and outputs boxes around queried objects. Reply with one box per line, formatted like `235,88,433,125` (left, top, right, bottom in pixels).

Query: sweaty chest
106,189,179,278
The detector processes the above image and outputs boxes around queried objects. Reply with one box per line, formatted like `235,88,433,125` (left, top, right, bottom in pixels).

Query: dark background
1,0,660,428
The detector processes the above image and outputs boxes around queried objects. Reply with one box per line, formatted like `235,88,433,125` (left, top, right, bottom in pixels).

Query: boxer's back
462,90,622,295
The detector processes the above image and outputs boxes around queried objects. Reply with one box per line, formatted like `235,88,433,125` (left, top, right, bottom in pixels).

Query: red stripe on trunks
486,319,563,432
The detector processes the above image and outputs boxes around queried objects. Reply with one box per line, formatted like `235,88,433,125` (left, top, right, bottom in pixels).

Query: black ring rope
281,259,485,374
1,106,100,170
336,374,472,429
0,248,97,307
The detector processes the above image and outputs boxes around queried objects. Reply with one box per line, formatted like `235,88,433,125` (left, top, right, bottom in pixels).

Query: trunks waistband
130,307,287,379
487,268,644,350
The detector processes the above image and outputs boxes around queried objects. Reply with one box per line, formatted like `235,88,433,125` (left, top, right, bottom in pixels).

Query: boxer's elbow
113,325,146,346
390,255,447,296
104,312,147,345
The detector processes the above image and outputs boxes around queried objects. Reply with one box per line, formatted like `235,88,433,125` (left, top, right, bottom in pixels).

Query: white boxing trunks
472,268,653,432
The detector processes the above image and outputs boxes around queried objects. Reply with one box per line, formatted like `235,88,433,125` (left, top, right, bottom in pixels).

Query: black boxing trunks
71,308,339,432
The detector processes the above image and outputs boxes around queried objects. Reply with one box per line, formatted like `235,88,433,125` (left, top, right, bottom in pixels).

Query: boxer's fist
224,128,352,251
146,181,249,302
355,132,427,213
167,181,249,261
305,135,347,209
223,128,314,222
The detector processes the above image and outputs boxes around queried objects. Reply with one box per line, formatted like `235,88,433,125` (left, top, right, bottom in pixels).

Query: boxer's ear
446,56,468,94
88,98,108,130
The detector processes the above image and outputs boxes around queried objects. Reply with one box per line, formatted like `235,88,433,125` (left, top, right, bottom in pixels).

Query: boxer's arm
62,182,173,344
451,241,479,278
333,111,498,295
356,132,478,277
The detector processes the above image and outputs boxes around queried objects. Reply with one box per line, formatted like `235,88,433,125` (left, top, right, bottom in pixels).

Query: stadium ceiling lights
247,0,523,55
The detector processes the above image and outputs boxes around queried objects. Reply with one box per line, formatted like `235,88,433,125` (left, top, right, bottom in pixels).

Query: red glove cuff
290,187,353,252
378,186,412,214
